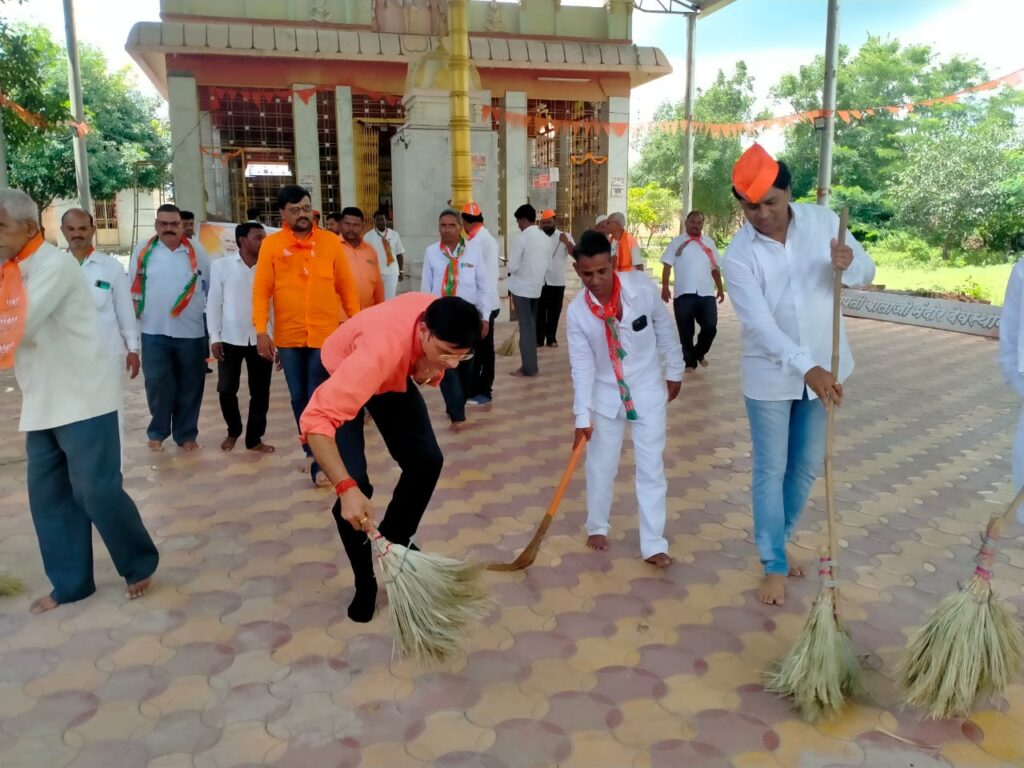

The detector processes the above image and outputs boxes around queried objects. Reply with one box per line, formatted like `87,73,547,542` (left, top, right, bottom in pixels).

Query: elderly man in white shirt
208,222,275,454
723,143,875,607
568,231,684,567
129,203,211,452
997,262,1024,523
60,208,140,461
660,209,726,372
507,203,552,377
363,209,405,300
0,189,158,614
421,208,497,430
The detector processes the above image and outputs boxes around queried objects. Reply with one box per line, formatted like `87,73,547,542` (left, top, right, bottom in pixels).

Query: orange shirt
339,239,385,322
252,224,360,348
300,292,440,439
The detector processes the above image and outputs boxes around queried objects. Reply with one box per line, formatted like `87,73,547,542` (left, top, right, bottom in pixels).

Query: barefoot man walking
723,144,875,606
567,231,683,567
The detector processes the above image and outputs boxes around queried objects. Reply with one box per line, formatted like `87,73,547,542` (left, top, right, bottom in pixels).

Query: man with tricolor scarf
129,203,211,452
421,208,499,430
0,189,158,613
567,231,684,568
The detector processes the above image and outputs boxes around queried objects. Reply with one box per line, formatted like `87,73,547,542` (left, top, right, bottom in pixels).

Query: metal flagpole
63,0,92,213
816,0,840,206
681,11,697,216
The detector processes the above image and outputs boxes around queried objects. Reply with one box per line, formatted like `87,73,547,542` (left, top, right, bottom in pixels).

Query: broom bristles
764,589,860,722
0,573,24,597
497,328,519,357
372,540,489,664
898,573,1024,719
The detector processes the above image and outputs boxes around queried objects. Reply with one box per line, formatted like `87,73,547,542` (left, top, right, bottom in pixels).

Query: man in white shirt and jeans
363,210,405,301
60,208,140,460
723,143,875,607
536,208,574,349
507,203,552,377
660,210,725,372
208,222,275,454
0,189,158,614
568,231,684,567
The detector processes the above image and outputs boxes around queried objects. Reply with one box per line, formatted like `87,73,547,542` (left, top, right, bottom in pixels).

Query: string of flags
0,90,90,137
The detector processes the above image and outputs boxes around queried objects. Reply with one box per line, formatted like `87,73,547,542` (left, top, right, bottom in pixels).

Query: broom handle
824,208,848,582
983,483,1024,546
545,440,586,520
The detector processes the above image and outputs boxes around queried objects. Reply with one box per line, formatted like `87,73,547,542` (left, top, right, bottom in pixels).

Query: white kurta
997,259,1024,522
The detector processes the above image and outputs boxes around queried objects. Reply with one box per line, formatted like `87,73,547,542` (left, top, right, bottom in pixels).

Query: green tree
632,62,757,240
627,183,679,247
2,24,169,211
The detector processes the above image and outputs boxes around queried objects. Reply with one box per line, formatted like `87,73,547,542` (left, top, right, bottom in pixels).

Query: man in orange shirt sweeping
253,185,361,486
300,294,483,622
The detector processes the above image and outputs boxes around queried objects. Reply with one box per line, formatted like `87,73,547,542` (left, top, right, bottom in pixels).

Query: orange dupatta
0,233,43,369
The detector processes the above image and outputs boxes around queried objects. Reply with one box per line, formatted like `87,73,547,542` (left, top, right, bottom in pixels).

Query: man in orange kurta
336,207,385,320
252,185,361,486
299,294,483,622
606,212,645,272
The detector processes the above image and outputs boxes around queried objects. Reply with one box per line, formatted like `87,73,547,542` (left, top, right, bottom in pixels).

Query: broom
364,521,490,664
897,486,1024,719
487,439,586,571
0,572,24,596
765,207,860,722
497,327,519,357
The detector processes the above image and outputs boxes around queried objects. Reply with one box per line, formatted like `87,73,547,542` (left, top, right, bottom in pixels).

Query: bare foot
220,436,238,452
180,441,199,452
787,547,806,577
125,577,152,600
757,574,787,606
30,595,59,613
645,553,672,568
314,470,332,488
247,442,276,454
510,369,536,378
147,440,164,452
684,368,697,376
586,534,608,551
450,421,465,433
699,358,709,368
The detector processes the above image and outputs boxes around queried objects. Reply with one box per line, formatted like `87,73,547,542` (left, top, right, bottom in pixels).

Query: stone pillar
167,74,205,216
335,86,358,208
503,91,527,249
600,95,630,219
291,83,321,210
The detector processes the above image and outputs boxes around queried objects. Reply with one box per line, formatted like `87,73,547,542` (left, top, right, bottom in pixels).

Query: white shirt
661,234,720,297
544,229,574,287
78,249,139,357
722,203,876,401
363,228,405,278
15,242,120,431
998,260,1024,398
207,253,263,346
507,224,552,299
421,239,500,320
128,238,211,339
567,271,684,429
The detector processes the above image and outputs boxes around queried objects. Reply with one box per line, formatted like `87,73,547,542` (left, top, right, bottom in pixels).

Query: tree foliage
627,183,679,246
1,23,169,211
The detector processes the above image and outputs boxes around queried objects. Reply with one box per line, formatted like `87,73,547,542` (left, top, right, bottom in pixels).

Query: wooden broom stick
824,207,849,589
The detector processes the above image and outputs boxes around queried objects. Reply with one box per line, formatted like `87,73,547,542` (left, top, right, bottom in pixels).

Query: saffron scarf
679,235,719,271
440,238,465,296
464,223,484,241
378,230,395,266
0,233,43,369
131,236,199,318
615,231,636,271
584,274,638,421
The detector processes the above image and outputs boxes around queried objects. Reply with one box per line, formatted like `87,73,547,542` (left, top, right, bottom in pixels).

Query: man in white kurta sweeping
567,230,684,567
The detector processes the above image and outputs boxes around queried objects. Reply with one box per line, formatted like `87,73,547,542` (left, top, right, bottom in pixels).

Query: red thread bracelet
335,478,358,496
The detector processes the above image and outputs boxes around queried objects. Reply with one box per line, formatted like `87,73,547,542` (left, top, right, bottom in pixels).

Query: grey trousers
512,294,539,376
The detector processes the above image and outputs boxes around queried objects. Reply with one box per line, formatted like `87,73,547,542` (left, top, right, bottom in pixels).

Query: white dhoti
584,401,669,559
383,273,399,301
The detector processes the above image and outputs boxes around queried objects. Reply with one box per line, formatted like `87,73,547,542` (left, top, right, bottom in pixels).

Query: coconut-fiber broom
497,327,519,357
363,521,490,664
487,439,586,571
765,207,860,722
0,571,24,597
898,486,1024,719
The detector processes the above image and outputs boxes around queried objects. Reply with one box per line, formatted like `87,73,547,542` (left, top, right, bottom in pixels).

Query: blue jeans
141,334,207,444
26,412,159,604
278,346,344,480
744,394,827,575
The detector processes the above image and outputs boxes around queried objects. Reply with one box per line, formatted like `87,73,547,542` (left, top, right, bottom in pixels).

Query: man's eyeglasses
438,351,474,363
285,205,313,215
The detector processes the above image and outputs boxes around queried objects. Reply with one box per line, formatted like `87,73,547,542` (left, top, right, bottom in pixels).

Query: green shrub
866,231,942,269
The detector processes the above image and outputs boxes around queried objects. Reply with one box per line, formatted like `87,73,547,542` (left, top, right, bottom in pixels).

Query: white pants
585,402,669,559
1014,407,1024,524
383,273,399,301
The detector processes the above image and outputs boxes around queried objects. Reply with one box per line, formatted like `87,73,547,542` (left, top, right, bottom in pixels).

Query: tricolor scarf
464,223,484,241
584,275,638,421
0,233,43,369
378,230,395,266
440,238,465,296
131,236,199,318
681,235,719,271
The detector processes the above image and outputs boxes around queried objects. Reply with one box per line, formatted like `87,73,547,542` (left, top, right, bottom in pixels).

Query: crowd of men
1,142,883,618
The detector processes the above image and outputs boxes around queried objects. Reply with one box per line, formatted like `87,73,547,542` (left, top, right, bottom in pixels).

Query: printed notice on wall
610,176,626,197
471,154,487,184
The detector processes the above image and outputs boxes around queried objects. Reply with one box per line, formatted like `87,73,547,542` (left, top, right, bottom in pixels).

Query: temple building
127,0,671,273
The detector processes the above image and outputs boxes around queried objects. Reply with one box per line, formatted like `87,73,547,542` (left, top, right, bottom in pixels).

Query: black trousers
536,284,566,346
673,293,718,369
217,342,273,448
440,357,473,422
331,383,444,586
469,308,500,399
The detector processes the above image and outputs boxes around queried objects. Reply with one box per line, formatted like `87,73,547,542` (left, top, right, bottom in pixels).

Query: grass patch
872,264,1013,306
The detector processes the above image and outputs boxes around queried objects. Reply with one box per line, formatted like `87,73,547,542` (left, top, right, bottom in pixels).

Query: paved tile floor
0,300,1021,768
